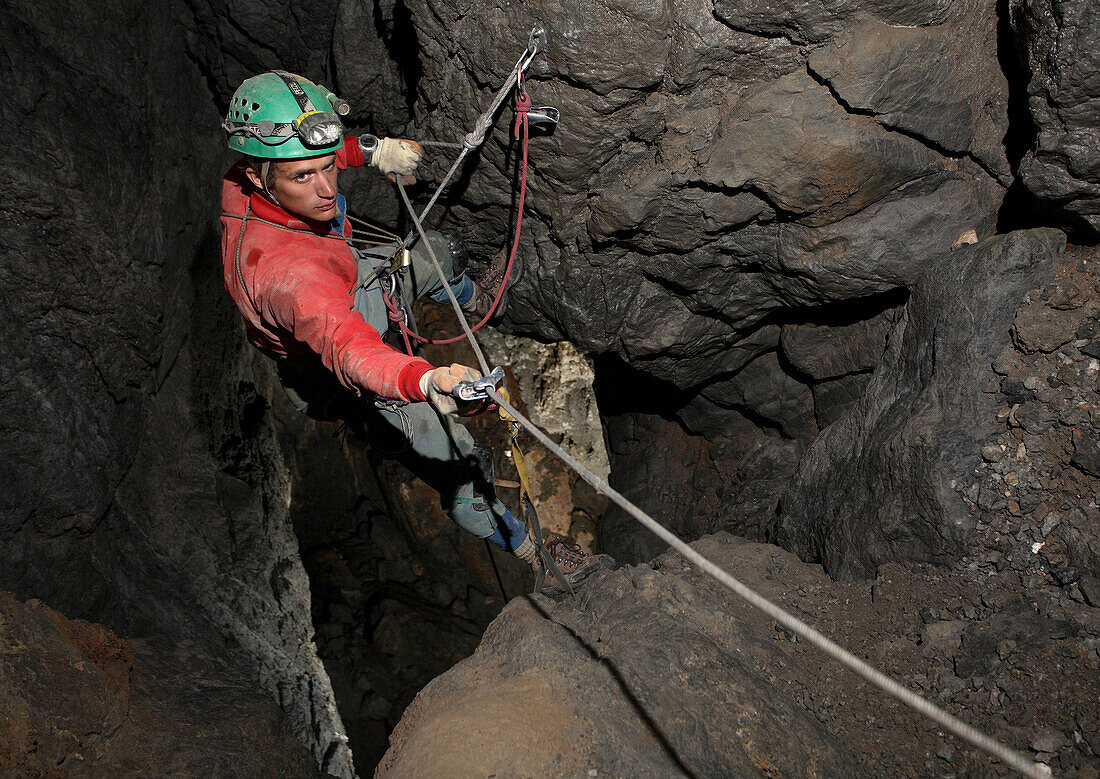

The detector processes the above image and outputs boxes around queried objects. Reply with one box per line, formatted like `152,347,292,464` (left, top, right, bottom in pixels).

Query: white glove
371,137,423,179
420,363,482,417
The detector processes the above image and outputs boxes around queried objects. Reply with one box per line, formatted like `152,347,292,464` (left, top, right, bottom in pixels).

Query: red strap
398,89,531,346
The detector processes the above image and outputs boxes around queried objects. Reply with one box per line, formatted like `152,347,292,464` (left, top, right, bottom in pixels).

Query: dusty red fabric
220,137,432,402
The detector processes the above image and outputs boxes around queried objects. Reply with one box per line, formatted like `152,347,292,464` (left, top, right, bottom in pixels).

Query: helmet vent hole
252,102,260,110
242,113,249,121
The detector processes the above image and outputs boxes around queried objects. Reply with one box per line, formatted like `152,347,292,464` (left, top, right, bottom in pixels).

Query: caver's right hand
421,363,490,417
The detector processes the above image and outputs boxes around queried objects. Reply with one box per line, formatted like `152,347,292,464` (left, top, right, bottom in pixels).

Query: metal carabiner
526,106,559,126
452,366,505,402
517,25,545,73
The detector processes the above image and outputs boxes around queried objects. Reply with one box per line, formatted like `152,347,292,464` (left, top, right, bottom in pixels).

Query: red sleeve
255,249,433,402
335,136,366,170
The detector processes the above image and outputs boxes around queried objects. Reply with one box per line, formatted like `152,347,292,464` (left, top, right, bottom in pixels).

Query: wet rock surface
0,591,316,777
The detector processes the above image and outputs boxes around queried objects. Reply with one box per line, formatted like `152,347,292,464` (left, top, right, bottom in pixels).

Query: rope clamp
452,366,505,402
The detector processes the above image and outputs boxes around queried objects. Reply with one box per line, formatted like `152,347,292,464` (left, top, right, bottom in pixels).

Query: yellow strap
496,386,537,533
496,387,518,423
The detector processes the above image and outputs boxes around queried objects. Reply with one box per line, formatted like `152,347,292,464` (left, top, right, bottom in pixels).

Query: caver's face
246,154,339,222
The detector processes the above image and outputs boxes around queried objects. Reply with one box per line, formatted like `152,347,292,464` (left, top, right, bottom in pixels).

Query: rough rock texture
0,591,316,776
776,229,1065,579
401,0,1008,382
382,534,1100,775
1,1,355,774
955,244,1100,602
379,537,858,777
384,0,1014,562
1010,0,1100,238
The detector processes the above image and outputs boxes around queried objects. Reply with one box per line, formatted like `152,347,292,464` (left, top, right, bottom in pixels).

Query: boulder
378,538,857,777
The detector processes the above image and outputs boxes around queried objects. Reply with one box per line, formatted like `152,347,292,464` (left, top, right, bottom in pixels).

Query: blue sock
486,508,528,552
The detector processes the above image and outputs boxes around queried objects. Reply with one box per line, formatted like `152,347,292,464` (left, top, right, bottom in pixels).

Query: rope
387,85,529,346
344,212,400,241
395,181,492,375
402,39,535,244
347,29,1046,776
419,140,465,149
484,387,1051,779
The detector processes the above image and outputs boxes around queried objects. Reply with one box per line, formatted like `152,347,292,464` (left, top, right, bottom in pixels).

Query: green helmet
223,71,351,159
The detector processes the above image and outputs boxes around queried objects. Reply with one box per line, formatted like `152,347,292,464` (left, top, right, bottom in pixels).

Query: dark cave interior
2,0,1099,775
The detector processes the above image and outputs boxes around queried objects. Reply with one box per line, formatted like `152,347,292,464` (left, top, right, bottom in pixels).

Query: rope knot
513,92,532,139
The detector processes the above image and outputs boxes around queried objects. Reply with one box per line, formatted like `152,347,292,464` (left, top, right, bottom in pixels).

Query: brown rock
1011,300,1082,353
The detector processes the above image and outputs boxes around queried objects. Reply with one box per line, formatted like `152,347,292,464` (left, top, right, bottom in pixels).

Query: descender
452,366,505,402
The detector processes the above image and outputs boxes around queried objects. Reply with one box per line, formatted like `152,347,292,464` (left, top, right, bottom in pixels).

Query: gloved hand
371,137,423,185
420,363,491,417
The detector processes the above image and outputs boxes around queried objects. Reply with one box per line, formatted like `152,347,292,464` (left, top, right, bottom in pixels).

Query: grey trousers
279,231,506,539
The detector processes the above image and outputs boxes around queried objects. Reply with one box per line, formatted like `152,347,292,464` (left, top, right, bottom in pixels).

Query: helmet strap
258,159,282,207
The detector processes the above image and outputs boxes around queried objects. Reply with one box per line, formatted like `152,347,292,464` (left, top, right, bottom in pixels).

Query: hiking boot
535,534,616,597
461,248,515,322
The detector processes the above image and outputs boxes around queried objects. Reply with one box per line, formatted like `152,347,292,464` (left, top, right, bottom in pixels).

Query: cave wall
4,0,1099,774
1,1,356,774
1009,0,1100,238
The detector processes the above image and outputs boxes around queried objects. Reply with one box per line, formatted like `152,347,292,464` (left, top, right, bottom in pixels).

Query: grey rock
920,620,966,658
1053,509,1100,581
1031,729,1070,754
807,19,1009,181
775,230,1063,578
1072,438,1100,477
398,0,1006,400
1078,575,1100,607
781,303,899,382
813,373,873,429
1012,300,1083,353
1010,0,1100,238
982,445,1006,463
700,351,816,443
956,600,1078,678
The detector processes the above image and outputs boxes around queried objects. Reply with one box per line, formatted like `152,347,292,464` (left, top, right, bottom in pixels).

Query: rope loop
513,91,532,140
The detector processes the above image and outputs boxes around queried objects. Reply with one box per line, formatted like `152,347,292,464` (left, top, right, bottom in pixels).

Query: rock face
1010,0,1100,238
0,591,316,776
378,538,858,777
381,534,1100,775
1,1,354,773
391,0,1014,556
775,229,1064,578
404,0,1007,385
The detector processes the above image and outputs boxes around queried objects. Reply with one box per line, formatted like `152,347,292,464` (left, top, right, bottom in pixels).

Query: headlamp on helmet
222,71,348,159
293,110,343,147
